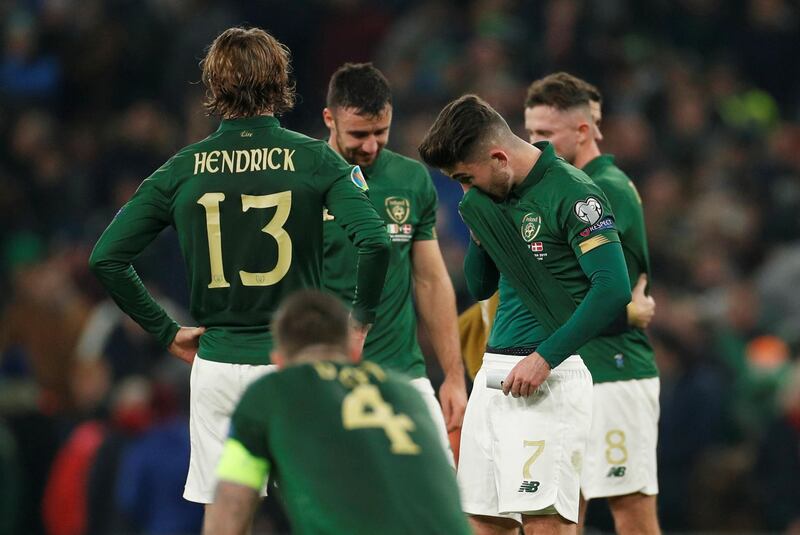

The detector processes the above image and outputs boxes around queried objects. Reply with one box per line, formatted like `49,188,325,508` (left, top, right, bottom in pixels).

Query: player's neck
223,111,275,120
290,345,349,366
512,140,541,186
574,142,601,170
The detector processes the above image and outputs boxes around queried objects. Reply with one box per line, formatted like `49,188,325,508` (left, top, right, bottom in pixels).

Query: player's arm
88,164,182,350
536,240,632,365
324,167,390,327
412,240,467,431
206,397,272,535
503,240,631,396
203,481,259,535
463,240,500,300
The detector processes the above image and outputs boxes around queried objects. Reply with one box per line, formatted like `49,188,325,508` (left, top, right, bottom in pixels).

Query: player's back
164,117,355,363
233,361,470,535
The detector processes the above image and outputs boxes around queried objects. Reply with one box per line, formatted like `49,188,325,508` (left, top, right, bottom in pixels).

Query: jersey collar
581,154,615,176
511,141,557,198
217,115,280,132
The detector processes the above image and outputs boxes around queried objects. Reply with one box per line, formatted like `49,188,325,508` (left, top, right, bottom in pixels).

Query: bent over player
89,27,389,519
419,95,631,535
204,290,471,535
525,72,660,534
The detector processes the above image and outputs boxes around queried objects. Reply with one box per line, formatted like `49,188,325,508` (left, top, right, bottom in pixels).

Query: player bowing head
323,62,392,167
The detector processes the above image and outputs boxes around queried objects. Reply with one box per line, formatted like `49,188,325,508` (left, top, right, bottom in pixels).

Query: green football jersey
578,155,658,382
323,149,437,378
218,360,470,535
486,143,622,351
89,116,389,365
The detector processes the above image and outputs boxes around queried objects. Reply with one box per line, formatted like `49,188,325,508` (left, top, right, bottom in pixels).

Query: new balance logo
606,466,627,478
518,480,540,493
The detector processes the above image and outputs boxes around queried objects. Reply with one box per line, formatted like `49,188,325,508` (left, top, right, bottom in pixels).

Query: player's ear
271,349,287,369
323,108,335,130
489,149,509,168
577,121,592,144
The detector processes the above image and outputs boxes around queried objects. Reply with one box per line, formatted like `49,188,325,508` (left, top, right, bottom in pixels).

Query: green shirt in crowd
323,149,437,378
464,142,630,367
217,360,471,535
578,154,658,382
89,116,390,365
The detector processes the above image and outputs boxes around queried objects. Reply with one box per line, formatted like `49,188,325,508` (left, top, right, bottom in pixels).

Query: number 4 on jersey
342,384,421,455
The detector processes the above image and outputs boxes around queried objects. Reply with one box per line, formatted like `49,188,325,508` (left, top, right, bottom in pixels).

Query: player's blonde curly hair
201,27,295,119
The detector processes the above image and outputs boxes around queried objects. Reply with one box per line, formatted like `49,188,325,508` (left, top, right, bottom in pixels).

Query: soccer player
204,290,471,535
89,27,390,516
321,63,467,459
419,95,632,535
525,72,661,535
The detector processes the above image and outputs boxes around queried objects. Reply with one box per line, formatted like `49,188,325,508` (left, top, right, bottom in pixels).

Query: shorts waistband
482,352,586,372
485,345,537,356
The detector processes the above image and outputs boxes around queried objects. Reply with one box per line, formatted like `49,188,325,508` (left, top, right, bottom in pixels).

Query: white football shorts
580,377,660,500
183,356,277,504
410,376,456,467
458,353,593,524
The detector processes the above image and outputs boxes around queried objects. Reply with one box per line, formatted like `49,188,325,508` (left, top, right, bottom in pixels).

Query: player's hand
627,274,655,329
503,352,551,398
168,326,206,364
348,318,371,360
438,374,467,431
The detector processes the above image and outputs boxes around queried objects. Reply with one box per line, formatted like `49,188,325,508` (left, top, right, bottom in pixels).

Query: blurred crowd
1,0,799,533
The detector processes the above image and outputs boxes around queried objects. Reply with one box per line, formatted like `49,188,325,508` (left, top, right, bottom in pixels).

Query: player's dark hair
326,62,392,116
272,290,349,358
524,72,596,110
201,27,296,119
418,94,509,169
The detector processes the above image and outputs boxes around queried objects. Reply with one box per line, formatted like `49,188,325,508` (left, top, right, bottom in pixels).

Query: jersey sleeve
414,166,438,241
537,241,632,367
88,161,180,347
321,159,390,325
560,182,621,258
600,176,650,283
217,383,272,490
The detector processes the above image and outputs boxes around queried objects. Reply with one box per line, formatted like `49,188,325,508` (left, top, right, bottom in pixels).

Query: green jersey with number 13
90,116,389,365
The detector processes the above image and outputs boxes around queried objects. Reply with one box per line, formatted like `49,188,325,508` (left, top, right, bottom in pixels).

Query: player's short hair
326,62,392,116
201,27,296,118
418,94,510,169
524,72,596,110
272,290,349,358
580,78,603,105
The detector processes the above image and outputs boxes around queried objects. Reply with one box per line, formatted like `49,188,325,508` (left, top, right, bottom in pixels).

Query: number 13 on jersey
197,191,293,288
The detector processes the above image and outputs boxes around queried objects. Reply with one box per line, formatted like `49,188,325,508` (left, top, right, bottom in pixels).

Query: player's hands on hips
503,352,551,398
439,374,467,431
168,326,206,364
627,273,656,329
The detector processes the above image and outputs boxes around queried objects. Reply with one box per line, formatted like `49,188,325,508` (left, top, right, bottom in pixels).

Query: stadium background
1,0,799,533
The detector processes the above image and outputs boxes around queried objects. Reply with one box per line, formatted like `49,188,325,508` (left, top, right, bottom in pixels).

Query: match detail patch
574,197,604,225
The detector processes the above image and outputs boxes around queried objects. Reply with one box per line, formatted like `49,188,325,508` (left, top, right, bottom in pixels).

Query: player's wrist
349,315,372,334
